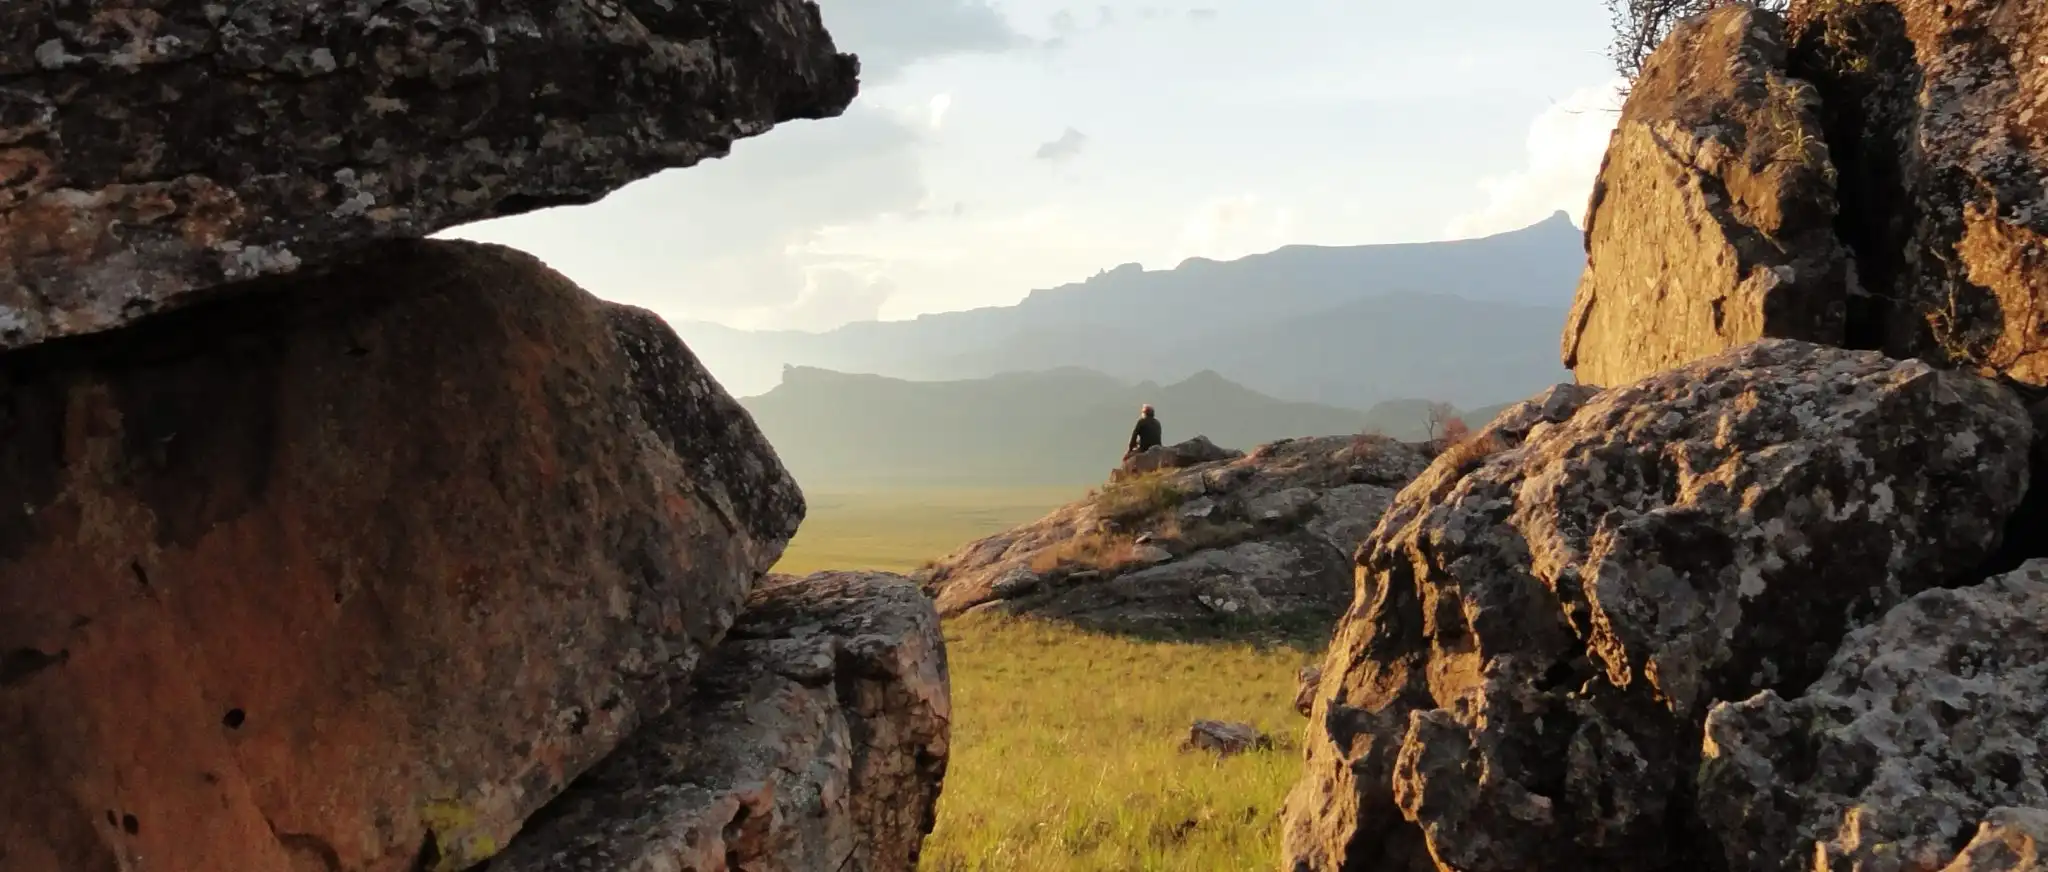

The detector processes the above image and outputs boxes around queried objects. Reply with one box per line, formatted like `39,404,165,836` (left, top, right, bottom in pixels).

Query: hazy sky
444,0,1626,332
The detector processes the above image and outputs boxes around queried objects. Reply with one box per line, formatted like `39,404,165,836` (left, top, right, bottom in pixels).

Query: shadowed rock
1698,560,2048,872
1564,5,1854,387
485,571,950,872
1786,0,2048,386
0,239,804,872
0,0,859,350
1283,340,2033,872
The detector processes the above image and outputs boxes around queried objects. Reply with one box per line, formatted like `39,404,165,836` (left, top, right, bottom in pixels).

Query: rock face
1942,809,2048,872
1786,0,2048,386
0,0,859,351
1698,560,2048,872
921,435,1430,637
0,240,804,872
1564,5,1854,387
484,571,951,872
1283,340,2033,872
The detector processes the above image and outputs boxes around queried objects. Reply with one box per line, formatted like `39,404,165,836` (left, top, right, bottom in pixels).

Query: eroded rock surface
1699,561,2048,872
0,239,804,872
1787,0,2048,386
1283,340,2033,872
1942,809,2048,872
1565,5,1854,387
0,0,859,350
1117,434,1244,480
486,571,950,872
920,435,1430,638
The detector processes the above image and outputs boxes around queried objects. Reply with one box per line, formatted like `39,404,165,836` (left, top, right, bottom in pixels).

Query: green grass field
772,487,1079,575
772,488,1316,872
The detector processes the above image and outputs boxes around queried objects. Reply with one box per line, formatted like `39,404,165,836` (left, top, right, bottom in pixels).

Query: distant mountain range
681,211,1587,408
742,366,1511,489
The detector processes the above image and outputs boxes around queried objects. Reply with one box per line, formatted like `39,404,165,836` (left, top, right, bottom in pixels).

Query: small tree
1425,402,1458,442
1604,0,1788,79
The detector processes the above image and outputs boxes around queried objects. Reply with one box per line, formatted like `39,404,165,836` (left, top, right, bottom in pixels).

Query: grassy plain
771,487,1316,872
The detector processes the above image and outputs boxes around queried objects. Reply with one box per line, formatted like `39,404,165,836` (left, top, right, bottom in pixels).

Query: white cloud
927,93,954,130
816,0,1027,80
1444,77,1627,239
1034,127,1090,161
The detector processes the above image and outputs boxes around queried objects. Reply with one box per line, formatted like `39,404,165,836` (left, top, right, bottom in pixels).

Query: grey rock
1698,561,2048,872
1283,340,2034,872
0,0,858,350
1564,5,1854,387
487,571,951,872
1182,720,1274,758
927,435,1431,637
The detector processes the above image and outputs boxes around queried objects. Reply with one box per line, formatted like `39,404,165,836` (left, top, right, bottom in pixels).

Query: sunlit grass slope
924,615,1311,871
771,487,1316,871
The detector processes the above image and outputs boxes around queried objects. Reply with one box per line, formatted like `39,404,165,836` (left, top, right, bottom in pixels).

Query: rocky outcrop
920,435,1431,638
0,240,804,872
1282,340,2034,872
1117,435,1244,480
1697,560,2048,872
1785,0,2048,386
485,571,950,872
1564,5,1854,387
0,0,859,351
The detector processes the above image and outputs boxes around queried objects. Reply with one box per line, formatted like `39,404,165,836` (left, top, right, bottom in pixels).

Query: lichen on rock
0,0,860,350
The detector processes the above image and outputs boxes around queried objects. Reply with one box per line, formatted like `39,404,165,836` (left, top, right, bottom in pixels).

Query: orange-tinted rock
1563,5,1855,388
0,239,804,872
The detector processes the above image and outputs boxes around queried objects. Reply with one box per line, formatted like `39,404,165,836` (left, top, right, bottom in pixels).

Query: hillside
740,366,1502,488
682,212,1584,404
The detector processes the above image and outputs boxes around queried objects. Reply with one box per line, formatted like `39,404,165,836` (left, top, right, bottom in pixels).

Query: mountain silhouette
682,212,1584,407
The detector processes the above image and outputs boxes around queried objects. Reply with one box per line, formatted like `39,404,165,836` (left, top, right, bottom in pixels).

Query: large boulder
1563,5,1854,387
485,571,951,872
922,435,1431,638
1786,0,2048,386
0,240,804,872
1698,560,2048,872
1283,340,2033,872
1117,435,1244,480
0,0,858,351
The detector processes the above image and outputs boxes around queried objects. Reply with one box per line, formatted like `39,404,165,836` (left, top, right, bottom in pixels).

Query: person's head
1140,404,1154,418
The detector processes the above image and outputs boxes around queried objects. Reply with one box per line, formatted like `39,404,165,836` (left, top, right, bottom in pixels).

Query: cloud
816,0,1027,80
1034,127,1090,161
1445,78,1627,239
927,93,954,130
1187,8,1218,21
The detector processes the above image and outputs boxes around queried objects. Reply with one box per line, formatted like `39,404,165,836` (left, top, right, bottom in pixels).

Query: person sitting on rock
1126,404,1163,457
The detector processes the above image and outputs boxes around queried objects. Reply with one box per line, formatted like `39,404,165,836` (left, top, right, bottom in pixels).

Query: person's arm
1128,421,1142,452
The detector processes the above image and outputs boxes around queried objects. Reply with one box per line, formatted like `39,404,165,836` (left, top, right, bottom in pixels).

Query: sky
443,0,1627,333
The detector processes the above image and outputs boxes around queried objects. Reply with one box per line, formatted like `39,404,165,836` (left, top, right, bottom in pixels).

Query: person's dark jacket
1128,413,1163,454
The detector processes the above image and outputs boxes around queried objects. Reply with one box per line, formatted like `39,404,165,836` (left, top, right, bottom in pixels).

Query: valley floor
775,489,1315,871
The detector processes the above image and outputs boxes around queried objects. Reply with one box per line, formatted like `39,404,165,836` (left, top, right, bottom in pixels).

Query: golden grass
1094,473,1187,525
772,487,1075,575
922,614,1313,872
771,488,1316,871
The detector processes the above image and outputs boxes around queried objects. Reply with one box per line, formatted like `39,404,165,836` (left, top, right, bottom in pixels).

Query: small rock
1182,720,1274,758
1130,545,1174,565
